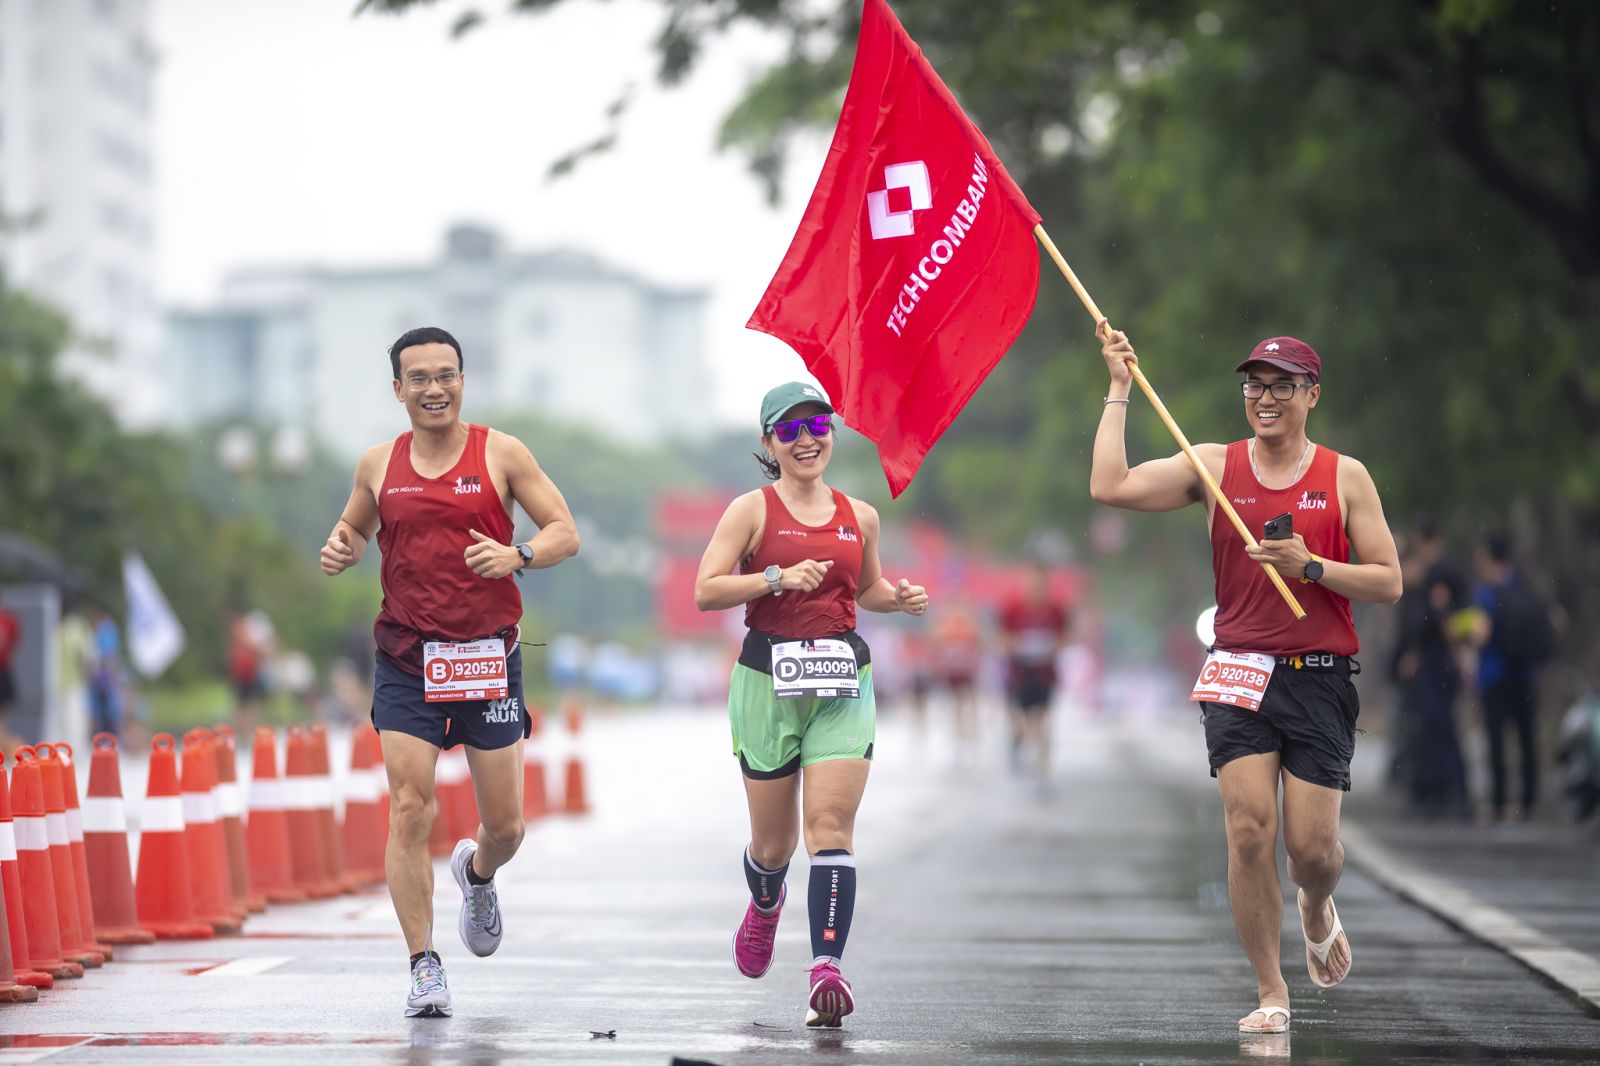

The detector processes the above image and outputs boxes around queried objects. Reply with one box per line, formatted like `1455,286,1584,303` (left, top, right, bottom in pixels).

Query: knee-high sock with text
808,849,856,963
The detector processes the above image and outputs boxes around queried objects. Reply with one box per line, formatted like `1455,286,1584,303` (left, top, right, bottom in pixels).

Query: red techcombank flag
748,0,1042,497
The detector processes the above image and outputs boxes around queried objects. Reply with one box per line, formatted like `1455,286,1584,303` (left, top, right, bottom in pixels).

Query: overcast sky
152,0,827,427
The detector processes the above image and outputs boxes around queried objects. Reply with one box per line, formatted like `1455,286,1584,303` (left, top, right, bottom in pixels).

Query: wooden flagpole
1034,223,1305,621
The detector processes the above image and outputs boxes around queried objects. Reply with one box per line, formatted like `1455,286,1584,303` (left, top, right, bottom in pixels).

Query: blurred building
0,0,162,423
166,223,710,455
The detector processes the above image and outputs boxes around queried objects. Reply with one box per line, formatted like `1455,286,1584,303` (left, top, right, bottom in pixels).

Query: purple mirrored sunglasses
770,413,833,444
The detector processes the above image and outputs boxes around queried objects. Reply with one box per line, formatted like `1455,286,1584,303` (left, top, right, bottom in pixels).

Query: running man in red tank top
1090,326,1401,1035
694,382,929,1030
319,327,579,1018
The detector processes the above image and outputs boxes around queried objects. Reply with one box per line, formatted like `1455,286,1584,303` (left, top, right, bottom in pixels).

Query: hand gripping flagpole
1034,224,1305,621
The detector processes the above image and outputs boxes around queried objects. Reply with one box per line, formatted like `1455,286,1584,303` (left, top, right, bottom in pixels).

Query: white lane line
1343,820,1600,1009
0,1037,100,1063
193,956,293,978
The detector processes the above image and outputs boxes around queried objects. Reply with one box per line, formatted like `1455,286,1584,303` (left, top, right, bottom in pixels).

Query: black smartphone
1263,512,1294,540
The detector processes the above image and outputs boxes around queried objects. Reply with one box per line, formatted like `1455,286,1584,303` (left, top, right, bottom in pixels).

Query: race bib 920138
770,637,860,700
1189,649,1275,712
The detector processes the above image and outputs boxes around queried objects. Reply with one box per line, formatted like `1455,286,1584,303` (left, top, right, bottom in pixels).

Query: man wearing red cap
1090,325,1401,1035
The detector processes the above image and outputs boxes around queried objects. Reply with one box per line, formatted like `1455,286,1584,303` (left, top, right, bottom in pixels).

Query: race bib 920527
423,638,509,703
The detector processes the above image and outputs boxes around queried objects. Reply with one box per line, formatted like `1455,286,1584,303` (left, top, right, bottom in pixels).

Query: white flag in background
123,552,185,678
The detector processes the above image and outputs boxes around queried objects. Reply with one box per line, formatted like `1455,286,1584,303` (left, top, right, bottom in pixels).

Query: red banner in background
748,0,1041,497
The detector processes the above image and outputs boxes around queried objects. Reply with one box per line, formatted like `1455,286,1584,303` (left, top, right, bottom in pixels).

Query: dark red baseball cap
1235,336,1321,381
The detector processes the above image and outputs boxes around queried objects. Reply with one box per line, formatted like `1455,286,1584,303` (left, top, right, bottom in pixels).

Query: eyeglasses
402,370,461,391
1242,380,1314,401
770,414,833,444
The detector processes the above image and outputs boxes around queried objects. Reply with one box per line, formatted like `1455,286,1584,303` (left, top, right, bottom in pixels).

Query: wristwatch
1302,554,1324,584
516,543,534,570
763,564,783,596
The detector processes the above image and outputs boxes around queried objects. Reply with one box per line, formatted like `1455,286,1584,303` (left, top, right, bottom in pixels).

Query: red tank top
741,486,863,639
1210,440,1357,656
374,424,521,671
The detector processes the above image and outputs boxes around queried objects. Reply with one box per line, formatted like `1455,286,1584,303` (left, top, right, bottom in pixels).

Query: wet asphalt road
3,705,1597,1064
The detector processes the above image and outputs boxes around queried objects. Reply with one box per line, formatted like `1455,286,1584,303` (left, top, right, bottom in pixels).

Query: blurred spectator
548,632,589,693
1387,518,1469,820
1471,532,1556,822
0,600,20,753
229,607,275,735
998,562,1070,784
933,598,982,743
87,611,127,742
55,604,95,754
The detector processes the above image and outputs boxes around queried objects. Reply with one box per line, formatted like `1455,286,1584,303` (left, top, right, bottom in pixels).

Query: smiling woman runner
694,381,930,1029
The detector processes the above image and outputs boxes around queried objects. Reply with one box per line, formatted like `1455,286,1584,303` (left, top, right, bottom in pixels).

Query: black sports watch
515,543,534,571
1302,555,1325,584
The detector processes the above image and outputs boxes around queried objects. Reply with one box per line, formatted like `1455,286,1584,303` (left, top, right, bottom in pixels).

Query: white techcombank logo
867,161,932,239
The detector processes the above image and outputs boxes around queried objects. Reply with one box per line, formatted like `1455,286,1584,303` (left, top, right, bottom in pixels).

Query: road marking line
0,1037,99,1063
1344,820,1600,1010
193,956,293,977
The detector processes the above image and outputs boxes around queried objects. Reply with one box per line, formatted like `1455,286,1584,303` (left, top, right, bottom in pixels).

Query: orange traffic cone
308,725,352,893
212,727,263,913
340,725,385,888
0,758,47,996
27,746,102,968
0,826,39,1001
40,743,115,962
180,729,243,933
560,698,590,815
134,733,215,940
284,727,339,899
9,748,84,976
79,734,154,944
244,728,303,904
522,702,549,821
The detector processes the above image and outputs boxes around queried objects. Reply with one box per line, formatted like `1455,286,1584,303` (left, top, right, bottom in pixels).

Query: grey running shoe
450,838,504,957
405,955,452,1018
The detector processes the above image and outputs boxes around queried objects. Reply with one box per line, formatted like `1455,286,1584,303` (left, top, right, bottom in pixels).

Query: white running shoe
405,955,452,1018
450,838,504,957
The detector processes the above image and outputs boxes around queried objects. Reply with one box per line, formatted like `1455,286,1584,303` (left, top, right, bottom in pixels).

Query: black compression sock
410,950,441,968
808,848,856,961
744,846,789,912
466,859,493,886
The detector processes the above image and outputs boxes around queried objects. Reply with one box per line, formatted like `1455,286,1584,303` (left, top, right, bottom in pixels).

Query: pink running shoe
805,960,854,1028
731,883,786,978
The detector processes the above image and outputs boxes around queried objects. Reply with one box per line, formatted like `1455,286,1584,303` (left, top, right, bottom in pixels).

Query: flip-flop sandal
1239,1004,1290,1034
1300,890,1351,989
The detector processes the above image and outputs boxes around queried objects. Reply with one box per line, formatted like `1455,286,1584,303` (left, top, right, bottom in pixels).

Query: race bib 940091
423,638,509,703
1189,650,1275,712
770,637,860,700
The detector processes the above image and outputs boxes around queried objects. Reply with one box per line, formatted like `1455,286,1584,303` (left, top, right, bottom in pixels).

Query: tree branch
1316,31,1600,284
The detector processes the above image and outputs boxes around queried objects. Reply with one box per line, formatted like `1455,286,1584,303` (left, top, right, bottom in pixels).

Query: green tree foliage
0,283,362,684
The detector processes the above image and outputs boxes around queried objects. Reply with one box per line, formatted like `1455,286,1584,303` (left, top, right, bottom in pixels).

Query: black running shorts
1009,675,1054,715
1199,662,1359,791
372,647,529,751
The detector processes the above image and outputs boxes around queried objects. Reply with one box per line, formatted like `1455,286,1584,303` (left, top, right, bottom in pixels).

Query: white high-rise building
168,224,710,456
0,0,161,423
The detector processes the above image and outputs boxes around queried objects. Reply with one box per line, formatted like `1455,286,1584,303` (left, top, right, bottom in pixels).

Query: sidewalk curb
1342,819,1600,1014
